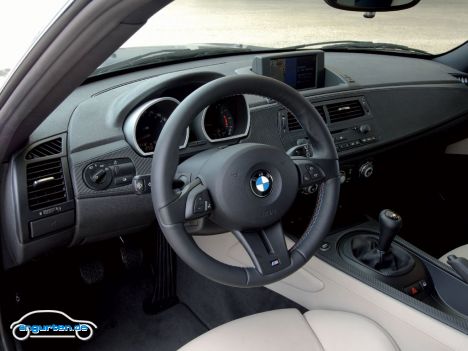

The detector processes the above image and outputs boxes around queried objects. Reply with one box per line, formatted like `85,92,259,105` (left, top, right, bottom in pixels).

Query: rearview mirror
323,0,420,12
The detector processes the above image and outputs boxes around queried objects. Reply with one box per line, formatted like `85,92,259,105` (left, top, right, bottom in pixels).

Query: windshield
100,0,467,76
0,1,71,87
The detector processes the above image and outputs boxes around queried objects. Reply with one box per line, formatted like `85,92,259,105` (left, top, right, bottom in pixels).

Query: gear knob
378,209,402,252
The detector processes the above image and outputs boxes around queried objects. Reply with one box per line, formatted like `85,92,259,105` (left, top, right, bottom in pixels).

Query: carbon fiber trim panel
316,221,468,334
240,106,286,149
70,143,152,199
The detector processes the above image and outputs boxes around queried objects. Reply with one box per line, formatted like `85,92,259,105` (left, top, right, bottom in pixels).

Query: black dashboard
3,50,468,268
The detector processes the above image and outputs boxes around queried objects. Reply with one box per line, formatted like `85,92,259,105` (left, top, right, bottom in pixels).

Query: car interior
1,0,468,350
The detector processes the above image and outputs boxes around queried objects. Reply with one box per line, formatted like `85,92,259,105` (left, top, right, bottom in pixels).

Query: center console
316,211,468,334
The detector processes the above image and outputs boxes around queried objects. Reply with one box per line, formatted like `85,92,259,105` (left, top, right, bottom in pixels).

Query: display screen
269,55,317,89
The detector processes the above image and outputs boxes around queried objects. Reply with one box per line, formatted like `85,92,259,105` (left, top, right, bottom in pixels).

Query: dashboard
2,50,468,268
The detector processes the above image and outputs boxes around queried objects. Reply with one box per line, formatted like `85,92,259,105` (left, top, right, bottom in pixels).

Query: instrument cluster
124,95,249,156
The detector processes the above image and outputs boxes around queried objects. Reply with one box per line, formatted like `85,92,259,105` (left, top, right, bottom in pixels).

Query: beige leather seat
179,309,398,351
440,244,468,263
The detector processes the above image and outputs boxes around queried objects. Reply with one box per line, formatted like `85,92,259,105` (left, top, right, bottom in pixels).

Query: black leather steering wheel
151,75,340,287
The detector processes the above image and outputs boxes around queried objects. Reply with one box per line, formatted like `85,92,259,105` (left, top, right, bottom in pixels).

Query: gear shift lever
349,208,414,276
378,209,402,252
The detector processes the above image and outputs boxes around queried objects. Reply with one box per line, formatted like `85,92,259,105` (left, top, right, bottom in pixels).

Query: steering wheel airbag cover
199,143,298,230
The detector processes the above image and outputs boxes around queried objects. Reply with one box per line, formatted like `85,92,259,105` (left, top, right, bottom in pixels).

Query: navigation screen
269,55,317,89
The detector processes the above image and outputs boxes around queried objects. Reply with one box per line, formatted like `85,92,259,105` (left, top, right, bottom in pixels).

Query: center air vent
286,105,326,131
287,112,302,131
315,105,326,120
26,137,62,160
26,158,67,210
327,100,365,123
451,73,468,86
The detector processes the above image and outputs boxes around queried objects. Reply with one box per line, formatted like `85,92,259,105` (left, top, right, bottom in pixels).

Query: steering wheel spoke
293,156,340,189
158,178,214,226
233,222,290,275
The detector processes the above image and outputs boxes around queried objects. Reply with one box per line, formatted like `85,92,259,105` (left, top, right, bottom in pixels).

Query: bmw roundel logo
250,170,273,197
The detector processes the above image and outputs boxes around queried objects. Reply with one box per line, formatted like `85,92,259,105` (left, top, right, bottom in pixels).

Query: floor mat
75,260,207,351
5,233,303,351
79,303,207,351
5,246,207,351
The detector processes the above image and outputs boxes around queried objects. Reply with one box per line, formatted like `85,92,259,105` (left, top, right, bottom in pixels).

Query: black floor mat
3,234,304,351
3,239,207,351
78,303,206,351
76,263,207,351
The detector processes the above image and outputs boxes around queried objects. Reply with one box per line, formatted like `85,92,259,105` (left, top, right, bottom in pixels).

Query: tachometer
124,97,189,156
203,104,235,140
201,95,249,143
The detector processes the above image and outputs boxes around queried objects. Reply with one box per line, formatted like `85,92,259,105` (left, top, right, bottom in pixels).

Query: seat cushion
178,308,398,351
440,244,468,263
305,310,399,351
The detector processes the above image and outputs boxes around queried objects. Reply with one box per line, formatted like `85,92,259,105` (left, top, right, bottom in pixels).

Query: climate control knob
359,161,374,178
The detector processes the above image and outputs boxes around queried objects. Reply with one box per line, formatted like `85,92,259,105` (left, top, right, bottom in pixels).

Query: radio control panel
332,122,378,153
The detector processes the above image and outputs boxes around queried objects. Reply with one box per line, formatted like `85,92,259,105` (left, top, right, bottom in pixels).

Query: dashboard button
404,285,420,297
114,176,132,186
112,163,135,176
133,175,152,194
191,190,213,217
359,124,372,134
334,135,346,142
305,165,321,179
133,178,146,194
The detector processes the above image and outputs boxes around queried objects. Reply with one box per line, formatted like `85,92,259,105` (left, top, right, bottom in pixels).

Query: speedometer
124,97,189,156
136,107,170,153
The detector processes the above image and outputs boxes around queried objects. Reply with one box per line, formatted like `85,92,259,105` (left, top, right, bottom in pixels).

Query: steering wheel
151,75,340,287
